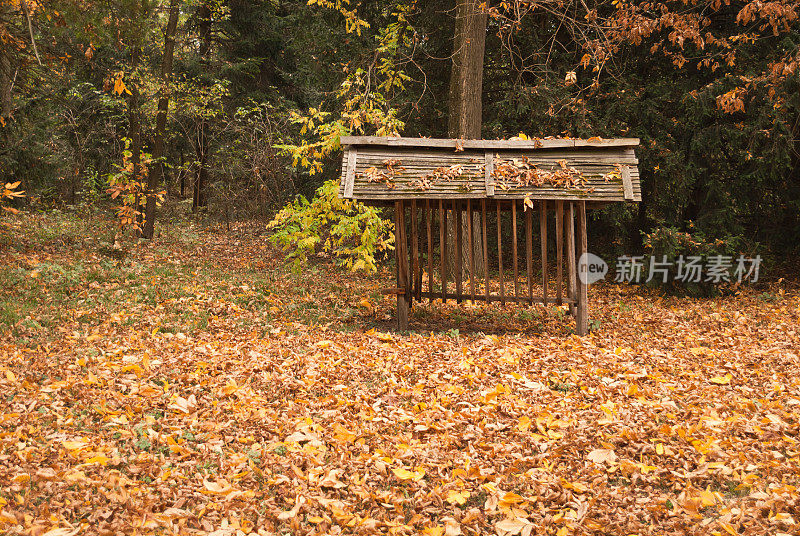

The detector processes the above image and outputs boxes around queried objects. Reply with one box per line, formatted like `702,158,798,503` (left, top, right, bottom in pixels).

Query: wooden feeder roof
339,136,641,204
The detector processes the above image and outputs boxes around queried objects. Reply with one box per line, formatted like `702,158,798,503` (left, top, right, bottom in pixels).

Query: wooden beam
418,291,576,304
512,201,519,300
526,207,532,304
555,200,563,305
439,200,447,302
482,200,489,302
566,203,577,317
621,165,634,200
497,202,504,305
394,201,409,330
467,199,475,302
455,200,463,303
340,135,641,150
576,200,589,335
426,200,433,301
484,151,495,196
411,200,419,303
540,200,548,306
343,147,357,198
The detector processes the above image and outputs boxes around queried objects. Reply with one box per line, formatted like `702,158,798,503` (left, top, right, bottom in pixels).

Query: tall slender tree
142,0,180,239
447,0,487,278
193,0,212,212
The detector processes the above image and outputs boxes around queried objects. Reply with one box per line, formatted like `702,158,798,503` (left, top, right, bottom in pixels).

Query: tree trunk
126,44,143,233
447,0,487,280
193,1,212,212
0,45,11,122
142,0,180,239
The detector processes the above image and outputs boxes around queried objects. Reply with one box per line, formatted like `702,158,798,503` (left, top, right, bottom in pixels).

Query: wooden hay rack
338,136,641,335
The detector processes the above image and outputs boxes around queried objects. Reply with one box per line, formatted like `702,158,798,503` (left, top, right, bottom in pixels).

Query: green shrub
639,226,756,296
267,179,394,273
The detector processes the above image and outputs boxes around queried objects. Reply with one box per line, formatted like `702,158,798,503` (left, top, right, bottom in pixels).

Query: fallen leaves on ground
0,212,799,535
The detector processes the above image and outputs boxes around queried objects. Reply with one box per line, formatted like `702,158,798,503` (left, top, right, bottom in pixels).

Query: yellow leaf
333,423,357,443
709,373,732,385
85,455,110,466
656,443,664,455
203,479,232,495
587,448,617,465
375,331,393,342
446,490,470,505
392,467,425,482
517,415,531,432
5,370,16,382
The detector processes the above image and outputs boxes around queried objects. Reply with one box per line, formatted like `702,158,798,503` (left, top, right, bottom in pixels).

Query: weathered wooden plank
512,201,519,300
467,200,475,302
482,200,489,302
343,147,357,198
418,291,576,304
340,136,641,150
576,201,588,335
555,200,563,306
426,200,433,300
566,203,577,317
540,200,548,306
526,207,533,304
455,200,463,303
497,202,504,305
411,201,419,304
395,201,409,330
485,151,495,196
621,165,634,200
439,200,446,302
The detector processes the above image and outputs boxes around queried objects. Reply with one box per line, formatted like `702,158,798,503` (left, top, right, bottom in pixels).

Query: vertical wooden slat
482,200,489,302
439,200,447,302
343,147,357,198
467,199,475,302
455,200,463,303
621,165,634,200
555,200,563,306
566,202,577,317
512,201,519,300
540,200,548,306
411,201,419,305
526,207,533,304
576,200,589,335
484,151,495,196
426,200,433,301
395,201,409,330
497,202,505,305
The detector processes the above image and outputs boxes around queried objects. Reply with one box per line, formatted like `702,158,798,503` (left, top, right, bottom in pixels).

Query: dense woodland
2,0,800,260
3,2,800,535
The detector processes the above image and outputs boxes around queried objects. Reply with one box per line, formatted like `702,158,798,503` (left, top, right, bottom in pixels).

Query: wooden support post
555,200,563,305
526,207,533,304
540,200,548,306
455,200,463,303
512,201,519,300
411,201,419,304
497,202,505,305
439,200,447,302
566,203,577,317
426,200,433,301
576,200,589,335
482,200,489,302
395,201,409,330
467,199,475,302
